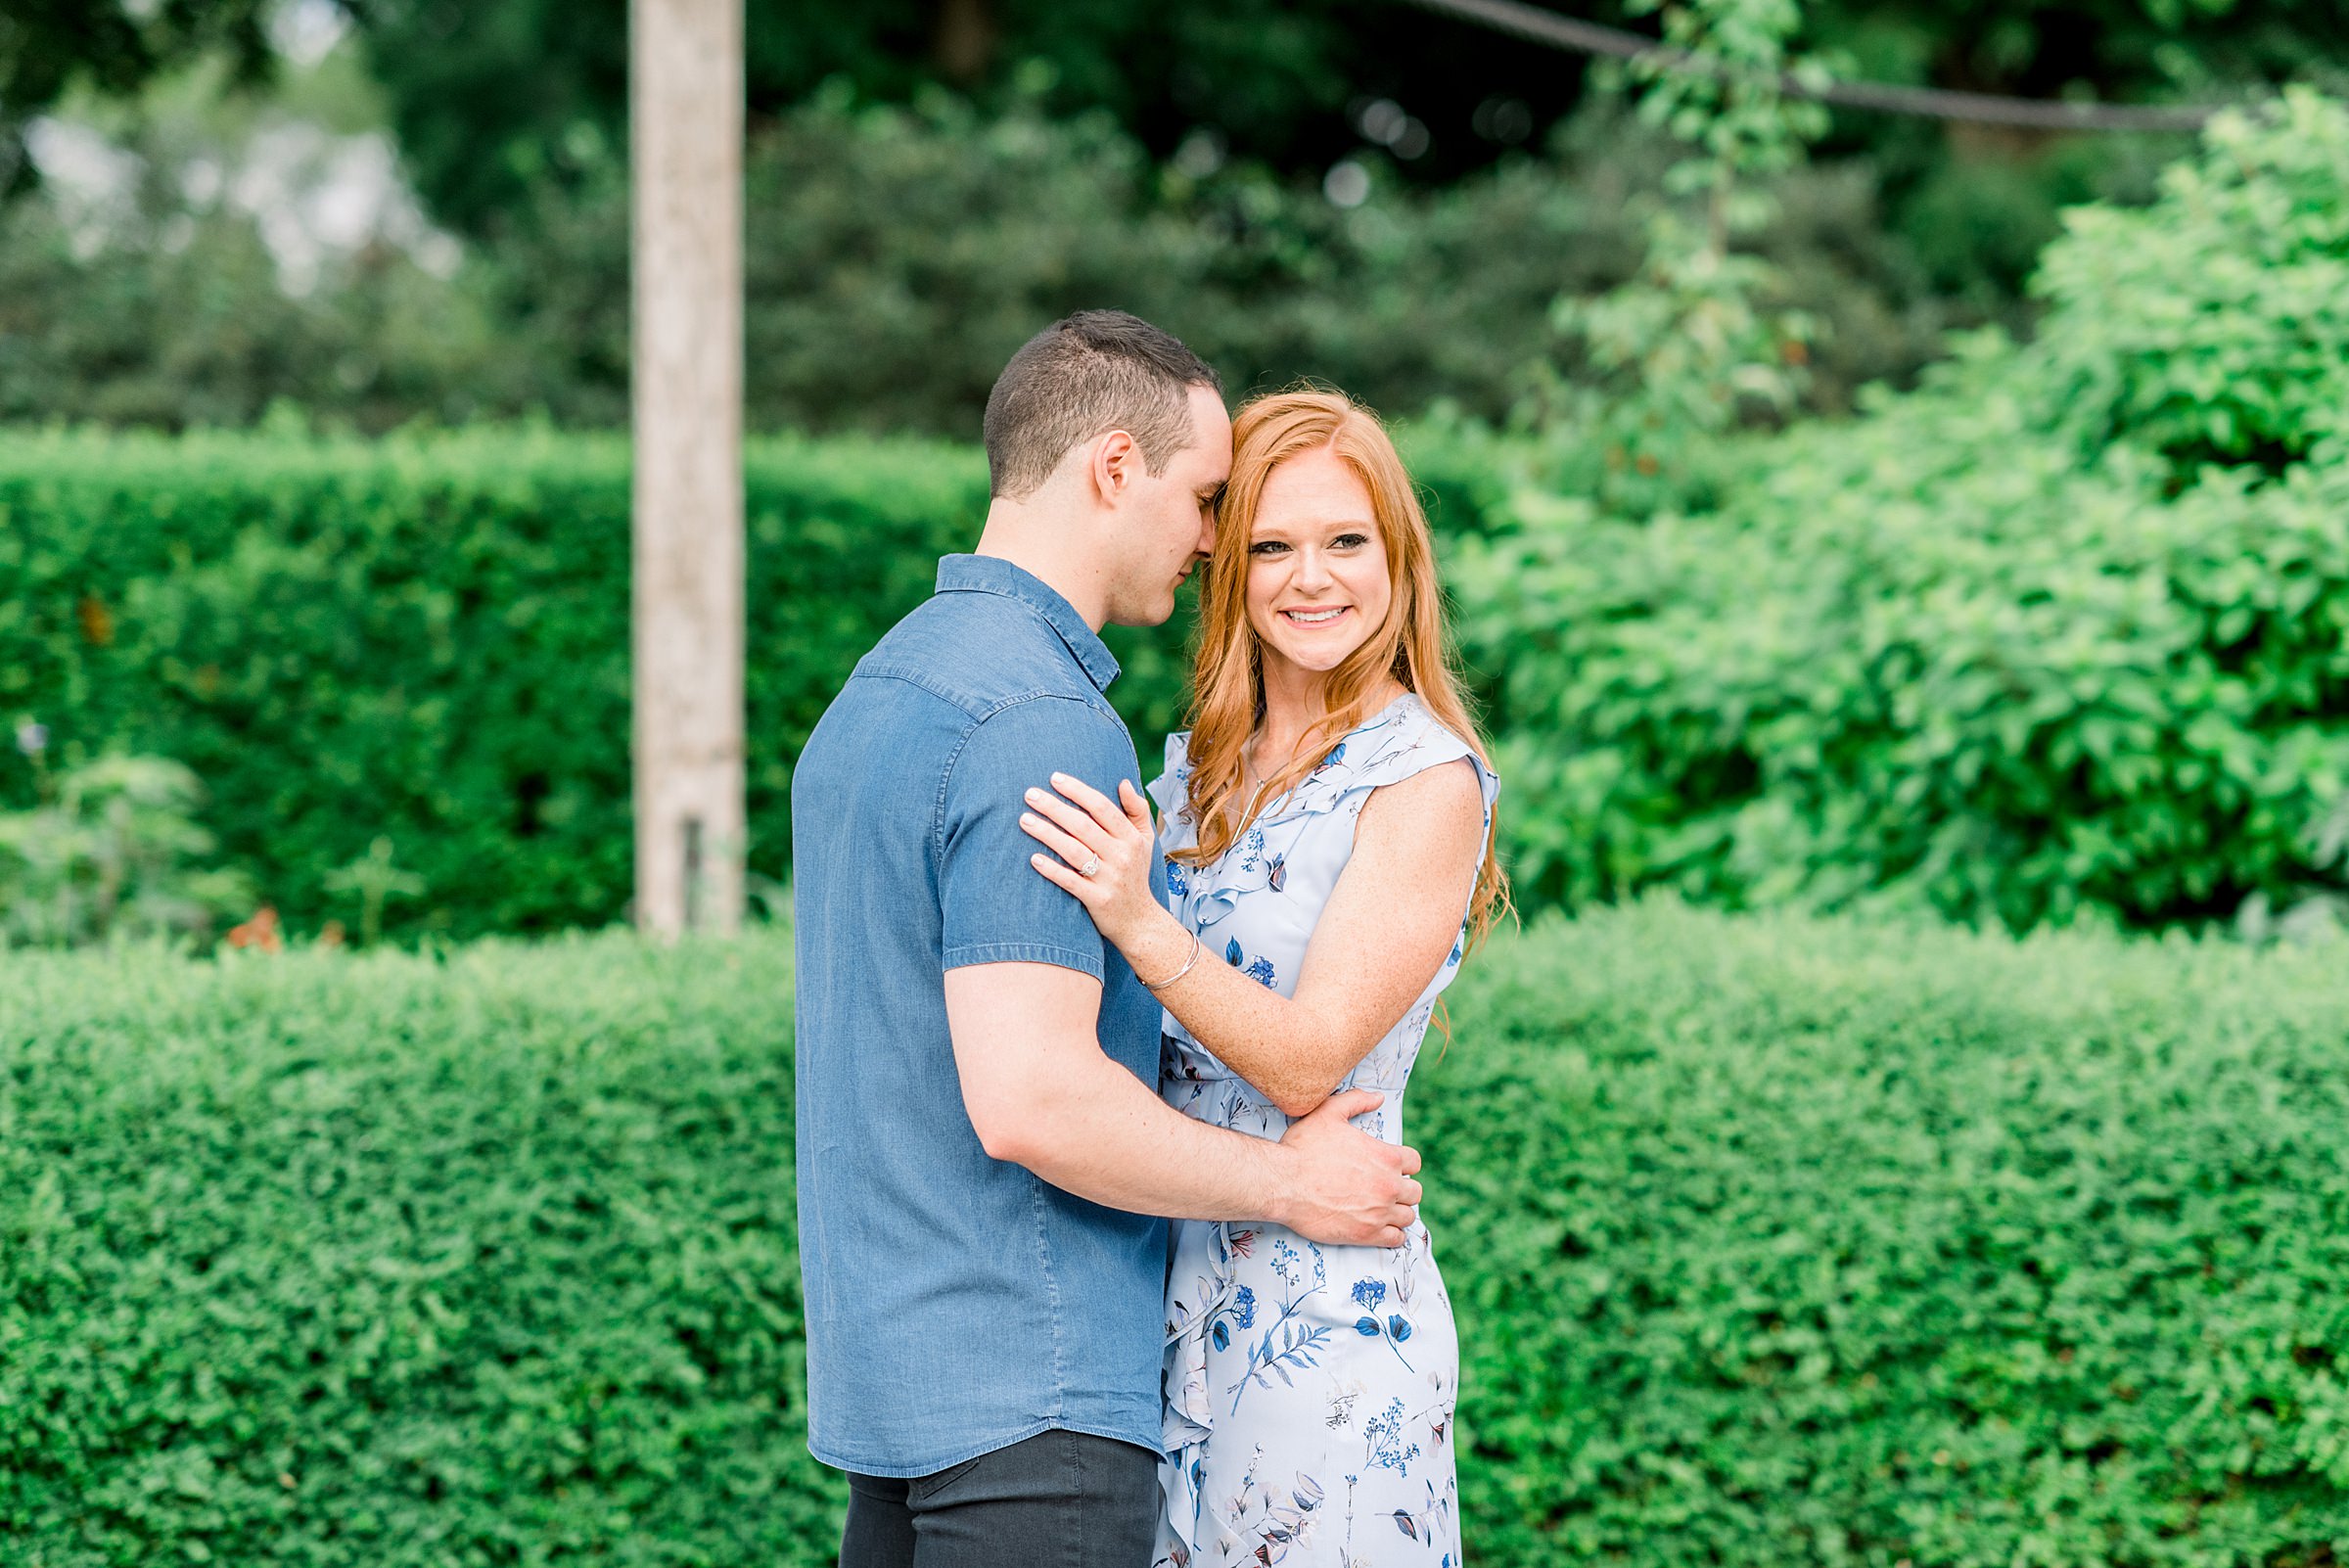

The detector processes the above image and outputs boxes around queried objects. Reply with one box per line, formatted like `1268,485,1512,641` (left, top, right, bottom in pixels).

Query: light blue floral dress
1145,693,1497,1568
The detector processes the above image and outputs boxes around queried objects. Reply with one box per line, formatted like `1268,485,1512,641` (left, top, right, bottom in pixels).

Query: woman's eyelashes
1249,531,1370,557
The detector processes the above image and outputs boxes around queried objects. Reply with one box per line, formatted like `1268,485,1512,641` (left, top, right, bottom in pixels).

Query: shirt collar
934,554,1122,692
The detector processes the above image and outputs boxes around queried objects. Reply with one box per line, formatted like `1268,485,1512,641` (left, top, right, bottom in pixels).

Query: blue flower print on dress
1390,1476,1455,1550
1167,858,1191,898
1222,937,1278,989
1364,1398,1421,1474
1209,1282,1260,1352
1350,1311,1416,1371
1237,826,1266,871
1351,1278,1386,1310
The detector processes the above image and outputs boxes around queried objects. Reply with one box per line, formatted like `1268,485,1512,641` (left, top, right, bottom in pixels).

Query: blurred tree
0,55,525,431
346,0,1588,234
0,76,1958,434
339,0,2344,238
466,87,1958,435
1520,0,1825,518
0,0,278,197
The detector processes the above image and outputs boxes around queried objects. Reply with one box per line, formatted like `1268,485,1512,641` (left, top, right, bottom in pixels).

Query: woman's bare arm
1023,761,1484,1117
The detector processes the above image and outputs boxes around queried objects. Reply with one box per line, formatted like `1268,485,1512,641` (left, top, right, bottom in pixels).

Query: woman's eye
1249,540,1289,556
1334,533,1369,548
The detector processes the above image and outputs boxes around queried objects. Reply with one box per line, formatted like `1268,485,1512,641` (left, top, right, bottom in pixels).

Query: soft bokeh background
5,3,2349,1563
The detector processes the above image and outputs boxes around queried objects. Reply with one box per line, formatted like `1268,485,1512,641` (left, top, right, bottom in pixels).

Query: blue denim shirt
791,554,1170,1477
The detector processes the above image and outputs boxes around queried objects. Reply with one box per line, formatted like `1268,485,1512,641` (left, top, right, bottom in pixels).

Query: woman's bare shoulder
1354,754,1484,843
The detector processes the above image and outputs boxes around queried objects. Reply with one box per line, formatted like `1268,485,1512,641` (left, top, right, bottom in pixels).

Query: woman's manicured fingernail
1025,787,1043,802
1021,813,1038,828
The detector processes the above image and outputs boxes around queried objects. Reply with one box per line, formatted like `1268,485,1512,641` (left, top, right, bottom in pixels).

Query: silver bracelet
1137,928,1203,991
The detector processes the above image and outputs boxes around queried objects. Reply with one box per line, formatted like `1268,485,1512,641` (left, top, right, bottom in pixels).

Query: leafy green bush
4,904,2347,1564
0,751,252,945
1454,88,2349,931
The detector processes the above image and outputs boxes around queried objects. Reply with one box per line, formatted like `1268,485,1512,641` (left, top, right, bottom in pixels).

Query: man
792,310,1424,1567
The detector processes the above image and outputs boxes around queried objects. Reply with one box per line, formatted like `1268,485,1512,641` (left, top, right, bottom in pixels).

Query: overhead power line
1396,0,2228,131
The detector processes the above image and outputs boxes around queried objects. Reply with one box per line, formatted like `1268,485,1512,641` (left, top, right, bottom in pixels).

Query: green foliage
0,0,278,198
0,425,1008,939
320,837,423,946
0,751,251,945
1454,89,2349,932
473,87,1948,437
347,0,1575,231
5,905,2349,1562
14,0,2327,444
718,88,1610,437
8,94,2348,942
1432,900,2349,1564
0,59,529,433
338,0,2345,234
0,930,836,1564
0,78,1969,436
1530,205,1817,517
1524,0,1824,517
1623,0,1832,191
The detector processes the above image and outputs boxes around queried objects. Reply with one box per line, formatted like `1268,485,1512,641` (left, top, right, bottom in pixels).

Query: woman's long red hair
1173,389,1510,946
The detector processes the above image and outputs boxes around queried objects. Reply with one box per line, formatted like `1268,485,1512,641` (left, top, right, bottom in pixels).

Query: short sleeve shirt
791,554,1169,1477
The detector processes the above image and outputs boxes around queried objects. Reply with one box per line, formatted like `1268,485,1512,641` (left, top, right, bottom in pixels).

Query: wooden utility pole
631,0,745,937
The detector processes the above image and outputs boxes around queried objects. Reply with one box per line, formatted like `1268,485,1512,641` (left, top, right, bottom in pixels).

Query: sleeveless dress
1144,693,1498,1568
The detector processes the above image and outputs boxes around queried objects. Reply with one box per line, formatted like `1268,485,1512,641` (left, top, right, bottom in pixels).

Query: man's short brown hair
982,311,1224,500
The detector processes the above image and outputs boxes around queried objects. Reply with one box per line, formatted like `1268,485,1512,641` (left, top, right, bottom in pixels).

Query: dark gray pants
839,1429,1160,1568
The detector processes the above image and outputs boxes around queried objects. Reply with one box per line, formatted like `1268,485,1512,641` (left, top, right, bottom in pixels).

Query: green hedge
0,932,832,1565
0,430,867,935
4,906,2346,1564
0,422,1495,941
0,426,995,937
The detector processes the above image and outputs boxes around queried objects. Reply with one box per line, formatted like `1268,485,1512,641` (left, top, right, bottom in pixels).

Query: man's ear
1088,429,1138,507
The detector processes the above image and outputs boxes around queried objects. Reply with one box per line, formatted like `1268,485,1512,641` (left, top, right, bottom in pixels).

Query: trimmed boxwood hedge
0,426,986,940
3,904,2345,1564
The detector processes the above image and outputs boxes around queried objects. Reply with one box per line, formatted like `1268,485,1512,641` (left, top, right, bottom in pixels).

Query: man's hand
1273,1089,1423,1248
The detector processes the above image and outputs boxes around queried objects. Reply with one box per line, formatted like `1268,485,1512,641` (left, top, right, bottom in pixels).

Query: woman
1021,388,1508,1566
